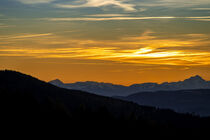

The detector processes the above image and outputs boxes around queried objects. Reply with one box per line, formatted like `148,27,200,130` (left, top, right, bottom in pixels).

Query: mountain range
49,75,210,97
2,70,210,137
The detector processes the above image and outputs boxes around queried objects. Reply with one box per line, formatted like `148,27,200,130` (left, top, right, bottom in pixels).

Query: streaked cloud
41,16,210,22
0,24,10,28
191,8,210,10
17,0,55,4
0,33,53,40
1,46,209,66
10,33,53,39
1,31,210,66
185,16,210,21
87,14,131,17
55,0,136,12
193,19,210,21
43,16,176,21
185,16,210,19
135,0,210,8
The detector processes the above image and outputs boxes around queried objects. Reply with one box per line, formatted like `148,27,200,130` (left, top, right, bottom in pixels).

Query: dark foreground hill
0,70,210,137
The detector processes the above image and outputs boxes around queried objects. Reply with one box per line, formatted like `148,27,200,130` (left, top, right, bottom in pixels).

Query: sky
0,0,210,85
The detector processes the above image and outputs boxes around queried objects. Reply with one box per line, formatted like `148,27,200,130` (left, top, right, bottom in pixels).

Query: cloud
185,16,210,19
1,31,210,66
0,24,10,28
41,16,210,22
55,0,136,12
0,25,10,28
43,16,176,21
160,0,210,4
184,16,210,21
0,33,53,40
136,0,210,8
193,19,210,21
17,0,55,4
191,8,210,10
87,14,131,17
10,33,53,39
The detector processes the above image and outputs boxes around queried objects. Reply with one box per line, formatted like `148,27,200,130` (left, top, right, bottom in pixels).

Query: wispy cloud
191,8,210,10
39,16,210,22
0,24,10,28
193,19,210,21
1,46,209,66
136,0,210,8
0,33,53,40
10,33,53,39
87,14,131,17
55,0,136,12
17,0,55,4
43,16,176,21
1,31,210,66
184,16,210,19
184,16,210,21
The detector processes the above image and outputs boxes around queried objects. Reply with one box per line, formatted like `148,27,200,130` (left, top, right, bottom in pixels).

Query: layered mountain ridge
1,70,210,136
49,75,210,96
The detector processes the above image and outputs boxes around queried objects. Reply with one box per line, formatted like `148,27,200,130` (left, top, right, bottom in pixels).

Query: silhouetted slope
1,70,210,137
0,70,141,118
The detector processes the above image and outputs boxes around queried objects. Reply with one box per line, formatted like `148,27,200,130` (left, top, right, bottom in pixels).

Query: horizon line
49,74,209,86
1,69,209,86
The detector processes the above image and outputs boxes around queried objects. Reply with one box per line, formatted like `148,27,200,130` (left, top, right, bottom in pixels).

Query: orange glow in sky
0,0,210,85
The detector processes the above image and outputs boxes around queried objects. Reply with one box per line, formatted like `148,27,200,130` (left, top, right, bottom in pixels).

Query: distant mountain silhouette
1,70,210,137
115,89,210,116
49,75,210,96
50,79,65,87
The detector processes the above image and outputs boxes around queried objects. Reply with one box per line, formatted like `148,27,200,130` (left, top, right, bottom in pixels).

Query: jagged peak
49,79,63,84
183,75,206,83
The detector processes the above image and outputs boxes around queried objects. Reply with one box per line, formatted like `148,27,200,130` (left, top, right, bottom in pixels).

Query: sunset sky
0,0,210,85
